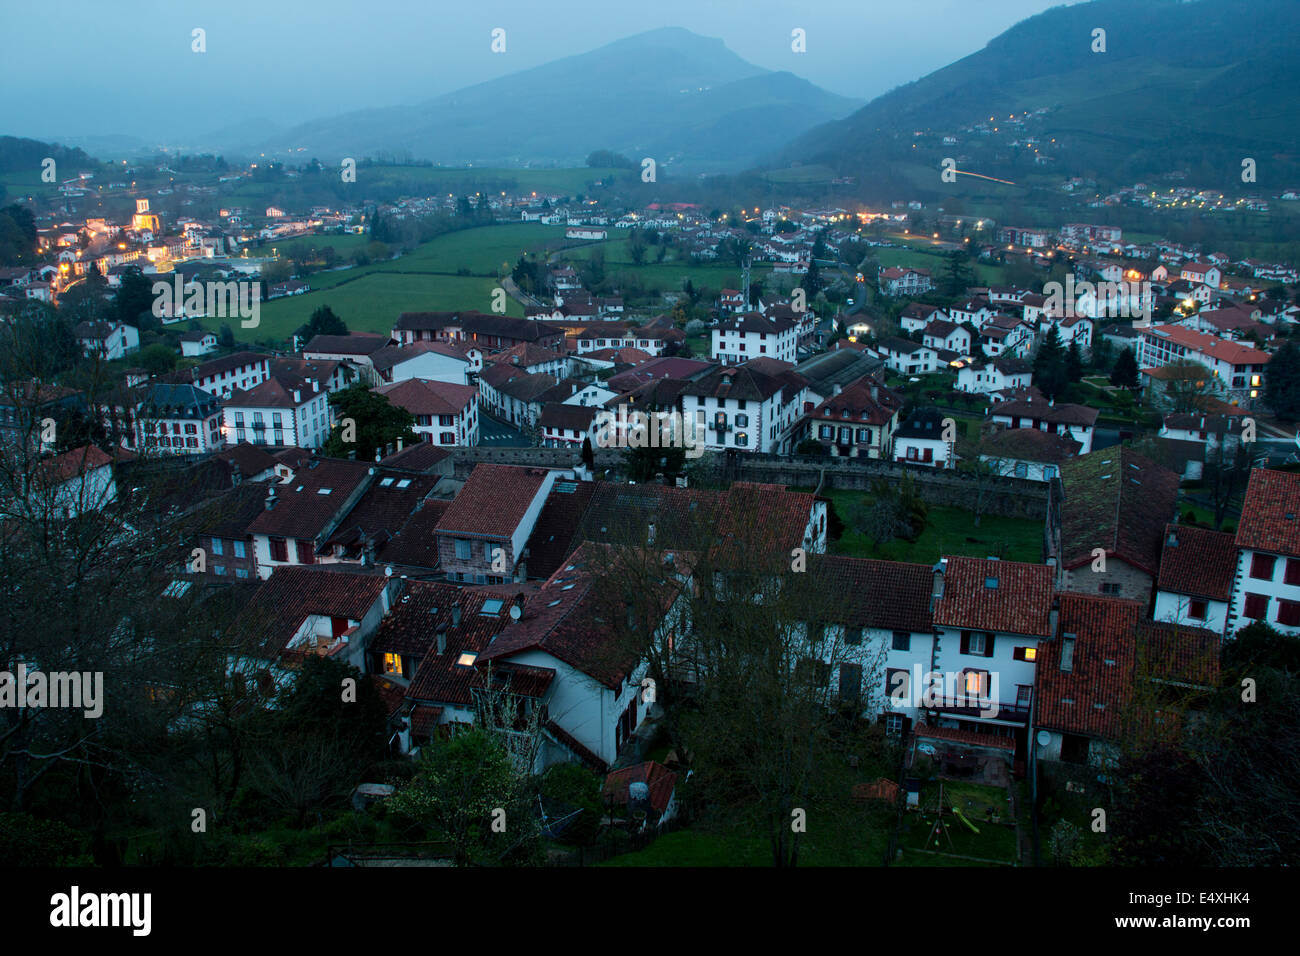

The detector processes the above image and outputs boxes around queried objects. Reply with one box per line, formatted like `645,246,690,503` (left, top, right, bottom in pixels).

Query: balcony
932,701,1031,723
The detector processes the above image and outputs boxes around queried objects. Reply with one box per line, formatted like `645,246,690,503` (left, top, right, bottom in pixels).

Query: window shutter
959,631,970,654
985,634,995,657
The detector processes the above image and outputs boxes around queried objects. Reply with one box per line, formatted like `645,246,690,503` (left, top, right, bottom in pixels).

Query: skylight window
317,488,332,495
396,479,412,489
480,599,505,616
380,477,395,487
548,599,562,607
456,651,478,668
984,577,999,589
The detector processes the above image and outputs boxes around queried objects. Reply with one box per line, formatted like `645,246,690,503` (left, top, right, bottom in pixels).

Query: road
479,413,530,447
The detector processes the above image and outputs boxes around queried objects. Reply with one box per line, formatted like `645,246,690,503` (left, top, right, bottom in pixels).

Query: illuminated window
1014,646,1037,662
456,651,478,668
382,653,403,676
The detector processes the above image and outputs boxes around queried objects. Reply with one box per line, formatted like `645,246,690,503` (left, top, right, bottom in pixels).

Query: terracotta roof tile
933,556,1054,637
1059,448,1180,573
434,464,552,540
1156,523,1236,601
1235,469,1300,558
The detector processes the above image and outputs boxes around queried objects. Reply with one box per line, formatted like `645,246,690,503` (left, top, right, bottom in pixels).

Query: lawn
600,809,894,867
897,781,1018,865
246,232,371,261
817,489,1044,564
366,222,568,276
222,273,519,343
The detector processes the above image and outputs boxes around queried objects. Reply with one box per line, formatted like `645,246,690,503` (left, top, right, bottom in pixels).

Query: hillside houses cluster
44,421,1300,783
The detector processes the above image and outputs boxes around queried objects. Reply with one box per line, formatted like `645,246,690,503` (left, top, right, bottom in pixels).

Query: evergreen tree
1265,339,1300,420
1110,345,1140,390
1034,324,1069,399
302,305,347,340
1066,338,1084,383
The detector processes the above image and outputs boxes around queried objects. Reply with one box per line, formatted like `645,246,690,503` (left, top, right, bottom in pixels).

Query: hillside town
2,1,1299,901
4,151,1300,873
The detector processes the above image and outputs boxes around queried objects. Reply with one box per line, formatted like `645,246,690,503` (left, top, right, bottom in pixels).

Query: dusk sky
4,0,1083,145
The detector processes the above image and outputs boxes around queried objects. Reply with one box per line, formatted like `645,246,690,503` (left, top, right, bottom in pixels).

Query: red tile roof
1059,447,1181,574
375,581,520,707
852,778,901,803
375,378,477,416
232,566,390,659
1034,592,1220,740
434,464,552,540
480,542,673,689
914,723,1015,752
604,761,678,813
933,556,1054,637
1235,468,1300,558
1156,523,1237,601
36,444,112,484
246,458,372,541
808,556,935,633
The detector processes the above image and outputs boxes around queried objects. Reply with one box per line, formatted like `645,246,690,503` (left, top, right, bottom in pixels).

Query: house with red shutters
1229,468,1300,636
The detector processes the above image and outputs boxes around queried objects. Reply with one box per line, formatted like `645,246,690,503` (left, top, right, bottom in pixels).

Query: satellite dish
1036,730,1052,747
384,566,393,577
509,603,522,620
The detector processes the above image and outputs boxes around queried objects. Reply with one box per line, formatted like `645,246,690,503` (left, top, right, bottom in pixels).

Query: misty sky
3,0,1083,145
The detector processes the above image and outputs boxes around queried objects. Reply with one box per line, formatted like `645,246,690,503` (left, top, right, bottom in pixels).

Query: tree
1265,339,1300,420
624,438,685,484
1110,345,1140,390
249,658,390,827
1203,437,1255,530
941,251,975,297
1065,338,1084,384
1033,324,1069,400
139,343,178,376
322,384,418,462
1161,359,1214,414
301,305,347,341
389,728,537,866
579,512,895,867
1091,334,1114,372
627,227,648,266
802,259,824,300
844,475,928,546
218,324,235,348
581,435,595,470
111,268,157,333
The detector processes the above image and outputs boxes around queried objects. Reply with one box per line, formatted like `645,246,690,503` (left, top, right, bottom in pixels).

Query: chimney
1166,529,1178,547
396,437,404,452
929,557,947,609
293,389,301,404
832,383,842,396
436,629,447,654
264,486,277,510
1049,594,1060,640
452,606,462,627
